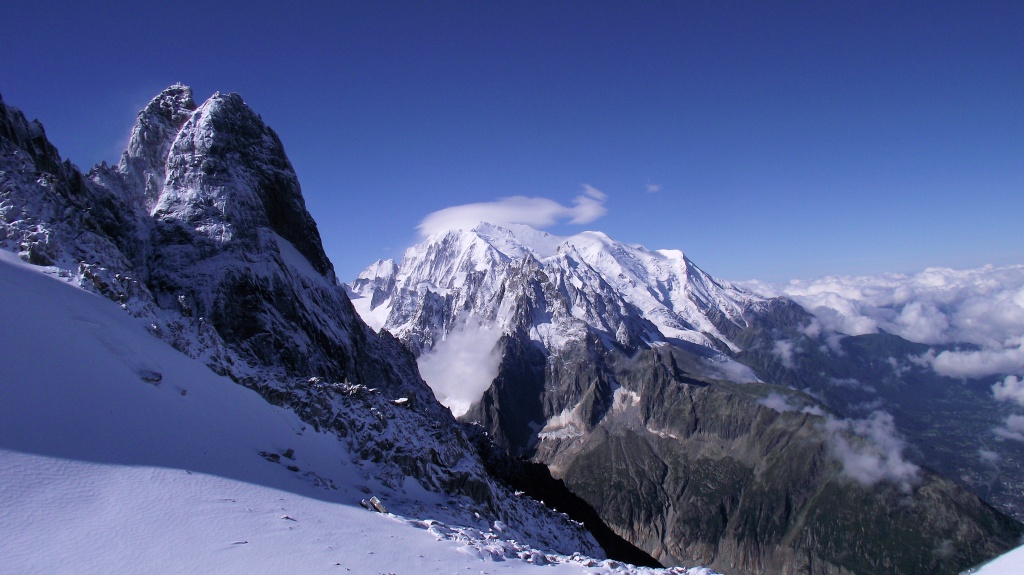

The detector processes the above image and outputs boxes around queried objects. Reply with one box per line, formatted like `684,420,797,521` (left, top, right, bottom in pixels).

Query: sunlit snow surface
0,250,718,574
967,543,1024,575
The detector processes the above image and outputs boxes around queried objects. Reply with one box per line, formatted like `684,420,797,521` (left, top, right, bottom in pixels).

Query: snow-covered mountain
350,222,765,357
0,247,722,575
0,87,709,573
4,83,1021,574
349,223,1024,574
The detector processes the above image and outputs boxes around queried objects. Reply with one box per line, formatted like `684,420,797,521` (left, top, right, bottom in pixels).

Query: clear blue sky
2,1,1021,283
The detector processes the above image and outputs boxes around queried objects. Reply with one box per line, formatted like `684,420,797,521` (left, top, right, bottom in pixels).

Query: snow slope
0,249,718,574
967,543,1024,575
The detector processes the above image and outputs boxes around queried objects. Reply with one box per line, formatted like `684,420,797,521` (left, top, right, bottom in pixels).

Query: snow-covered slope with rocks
0,249,719,575
0,86,706,571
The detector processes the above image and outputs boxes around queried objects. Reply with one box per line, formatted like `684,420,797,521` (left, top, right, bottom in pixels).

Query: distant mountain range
349,222,1024,574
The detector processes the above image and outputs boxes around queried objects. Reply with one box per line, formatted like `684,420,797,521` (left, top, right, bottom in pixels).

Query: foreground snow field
0,252,721,574
968,544,1024,575
4,450,685,575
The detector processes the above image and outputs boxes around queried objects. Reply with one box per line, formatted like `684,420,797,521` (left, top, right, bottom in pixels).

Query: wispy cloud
826,411,920,491
417,185,608,238
772,340,797,368
757,392,823,415
757,396,919,490
645,183,661,193
995,414,1024,443
416,319,503,417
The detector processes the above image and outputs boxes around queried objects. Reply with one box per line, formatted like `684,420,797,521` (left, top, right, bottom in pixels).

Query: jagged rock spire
119,84,197,211
0,93,69,177
152,90,334,279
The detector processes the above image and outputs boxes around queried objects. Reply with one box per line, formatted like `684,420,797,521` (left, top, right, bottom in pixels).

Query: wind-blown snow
0,250,716,575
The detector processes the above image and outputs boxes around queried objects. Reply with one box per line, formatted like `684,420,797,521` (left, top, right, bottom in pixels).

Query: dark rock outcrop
474,333,1023,574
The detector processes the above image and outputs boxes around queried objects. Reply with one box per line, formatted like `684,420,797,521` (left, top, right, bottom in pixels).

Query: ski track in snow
0,247,723,574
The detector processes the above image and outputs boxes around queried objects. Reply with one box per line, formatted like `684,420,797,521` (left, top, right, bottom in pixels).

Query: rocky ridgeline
0,87,600,557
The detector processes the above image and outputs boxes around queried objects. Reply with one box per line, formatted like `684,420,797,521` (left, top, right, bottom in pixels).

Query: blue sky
2,1,1021,283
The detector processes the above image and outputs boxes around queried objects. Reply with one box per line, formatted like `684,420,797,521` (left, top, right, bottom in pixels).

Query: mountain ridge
349,222,768,360
349,221,1024,574
4,84,1021,575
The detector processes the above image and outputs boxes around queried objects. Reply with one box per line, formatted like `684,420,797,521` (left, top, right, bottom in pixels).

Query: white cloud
827,377,875,392
757,392,825,416
797,318,822,338
705,357,761,383
993,375,1024,407
744,265,1024,378
978,448,1001,463
994,414,1024,443
772,340,796,368
416,321,503,417
759,399,920,489
926,338,1024,379
645,183,661,193
416,185,608,238
825,411,920,491
759,392,797,412
759,395,919,487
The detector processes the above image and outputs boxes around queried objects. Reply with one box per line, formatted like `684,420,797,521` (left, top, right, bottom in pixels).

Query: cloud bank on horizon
746,264,1024,443
416,185,607,238
744,264,1024,380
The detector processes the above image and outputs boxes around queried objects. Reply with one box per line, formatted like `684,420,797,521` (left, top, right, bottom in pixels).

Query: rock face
350,223,1023,574
119,84,197,208
526,344,1021,574
0,88,600,557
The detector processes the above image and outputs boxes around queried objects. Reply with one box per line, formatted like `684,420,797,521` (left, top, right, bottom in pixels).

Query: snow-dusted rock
0,87,602,559
119,83,196,210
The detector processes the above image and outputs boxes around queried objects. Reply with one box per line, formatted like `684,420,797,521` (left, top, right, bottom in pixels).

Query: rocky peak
153,90,333,279
360,258,398,281
119,84,197,210
0,94,70,178
350,259,398,310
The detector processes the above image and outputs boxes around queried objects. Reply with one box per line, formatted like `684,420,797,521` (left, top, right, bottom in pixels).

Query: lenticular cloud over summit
416,185,607,238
